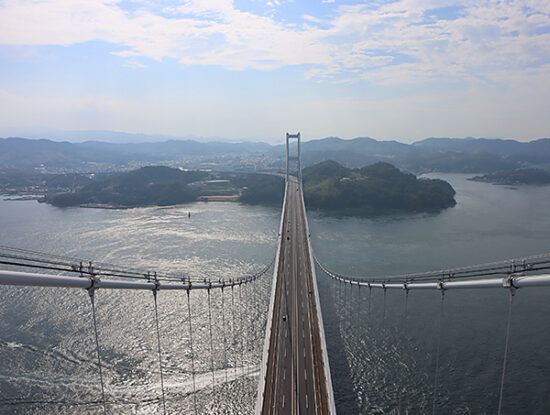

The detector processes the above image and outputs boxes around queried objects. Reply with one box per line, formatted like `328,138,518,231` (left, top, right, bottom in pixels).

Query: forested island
44,166,285,208
38,162,455,211
48,166,207,207
302,161,456,211
469,168,550,185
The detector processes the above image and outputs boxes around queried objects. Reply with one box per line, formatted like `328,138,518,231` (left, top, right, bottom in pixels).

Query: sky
0,0,549,144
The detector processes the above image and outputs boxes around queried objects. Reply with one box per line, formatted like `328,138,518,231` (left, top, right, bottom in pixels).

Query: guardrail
255,179,289,414
300,183,337,415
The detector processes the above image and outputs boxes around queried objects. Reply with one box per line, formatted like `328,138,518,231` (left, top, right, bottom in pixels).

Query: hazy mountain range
12,130,262,144
1,135,550,173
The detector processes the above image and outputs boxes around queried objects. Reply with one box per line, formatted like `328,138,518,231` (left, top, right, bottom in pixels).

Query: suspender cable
497,289,515,415
398,288,410,413
368,284,372,316
382,285,387,321
207,287,216,390
87,287,107,415
400,286,410,332
404,288,409,322
239,282,245,376
186,290,198,415
244,281,251,375
252,277,258,366
231,284,237,376
337,278,342,318
152,289,167,415
249,280,254,374
251,277,256,344
432,289,445,415
221,285,228,383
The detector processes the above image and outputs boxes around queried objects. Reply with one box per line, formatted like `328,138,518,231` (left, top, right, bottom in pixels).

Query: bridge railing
0,245,274,291
0,245,275,415
314,253,550,291
300,182,337,414
314,252,550,415
255,178,289,413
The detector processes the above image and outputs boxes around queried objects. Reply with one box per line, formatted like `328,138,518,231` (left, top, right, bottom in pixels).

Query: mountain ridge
3,135,549,173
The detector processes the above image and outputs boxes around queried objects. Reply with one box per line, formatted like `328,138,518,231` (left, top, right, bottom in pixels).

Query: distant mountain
276,136,410,155
278,136,550,172
23,130,267,144
0,137,272,170
300,136,411,156
0,138,109,169
398,151,517,173
78,139,271,156
270,136,413,169
412,137,550,158
3,135,549,174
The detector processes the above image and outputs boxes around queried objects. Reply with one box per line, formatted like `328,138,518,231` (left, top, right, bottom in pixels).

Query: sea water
1,173,549,413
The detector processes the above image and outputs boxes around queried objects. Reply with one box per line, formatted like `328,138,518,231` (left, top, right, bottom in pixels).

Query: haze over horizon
1,0,549,143
2,130,549,146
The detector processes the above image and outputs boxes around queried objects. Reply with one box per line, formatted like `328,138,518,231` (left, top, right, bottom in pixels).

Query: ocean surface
1,173,550,414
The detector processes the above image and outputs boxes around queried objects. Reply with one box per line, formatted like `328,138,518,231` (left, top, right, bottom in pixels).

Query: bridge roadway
260,176,333,414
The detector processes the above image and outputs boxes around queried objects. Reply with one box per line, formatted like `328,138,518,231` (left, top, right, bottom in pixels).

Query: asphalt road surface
261,177,331,415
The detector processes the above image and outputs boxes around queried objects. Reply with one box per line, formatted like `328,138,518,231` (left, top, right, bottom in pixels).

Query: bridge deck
259,177,335,414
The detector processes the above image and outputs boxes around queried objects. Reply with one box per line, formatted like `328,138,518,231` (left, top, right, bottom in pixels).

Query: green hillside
49,166,208,207
303,161,456,211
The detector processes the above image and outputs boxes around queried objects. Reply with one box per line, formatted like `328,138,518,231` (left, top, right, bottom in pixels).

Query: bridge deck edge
300,184,337,415
255,180,288,414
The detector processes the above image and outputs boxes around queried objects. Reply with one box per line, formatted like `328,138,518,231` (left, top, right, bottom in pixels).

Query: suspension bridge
1,132,550,414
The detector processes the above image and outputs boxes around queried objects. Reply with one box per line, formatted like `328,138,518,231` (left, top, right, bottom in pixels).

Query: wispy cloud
0,0,549,87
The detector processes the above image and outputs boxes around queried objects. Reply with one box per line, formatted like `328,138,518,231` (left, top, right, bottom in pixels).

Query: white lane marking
306,394,309,409
284,369,286,380
305,369,307,382
282,394,285,408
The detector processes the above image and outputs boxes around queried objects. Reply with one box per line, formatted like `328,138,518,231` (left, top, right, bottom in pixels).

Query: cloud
0,0,549,88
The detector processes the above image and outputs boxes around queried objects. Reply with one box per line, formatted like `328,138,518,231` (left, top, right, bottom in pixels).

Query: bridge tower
286,132,301,183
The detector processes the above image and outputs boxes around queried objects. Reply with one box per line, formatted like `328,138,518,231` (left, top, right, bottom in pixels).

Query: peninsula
469,168,550,185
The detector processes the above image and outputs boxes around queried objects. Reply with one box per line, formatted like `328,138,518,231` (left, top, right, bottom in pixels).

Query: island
469,168,550,185
37,162,455,211
302,160,456,211
44,166,285,208
48,166,209,207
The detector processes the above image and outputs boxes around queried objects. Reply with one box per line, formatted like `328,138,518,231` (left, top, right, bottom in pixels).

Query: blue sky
1,0,549,143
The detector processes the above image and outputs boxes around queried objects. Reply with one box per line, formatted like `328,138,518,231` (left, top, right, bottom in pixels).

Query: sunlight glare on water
2,174,550,413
